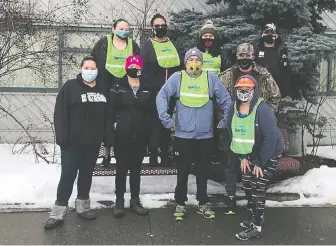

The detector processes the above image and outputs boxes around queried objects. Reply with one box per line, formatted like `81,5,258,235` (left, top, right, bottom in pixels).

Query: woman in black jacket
107,55,155,218
226,75,283,241
91,18,140,166
44,56,109,230
140,13,182,166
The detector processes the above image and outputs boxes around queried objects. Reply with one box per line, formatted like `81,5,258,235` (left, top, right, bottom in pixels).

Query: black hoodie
54,74,109,147
106,75,156,145
226,75,283,168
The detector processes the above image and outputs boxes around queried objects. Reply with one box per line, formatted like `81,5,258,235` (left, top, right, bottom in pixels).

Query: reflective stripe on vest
105,35,133,78
179,70,209,108
230,98,263,154
202,52,221,76
150,39,180,68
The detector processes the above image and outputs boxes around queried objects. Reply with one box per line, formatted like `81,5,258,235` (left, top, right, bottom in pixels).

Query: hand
240,159,251,174
253,166,264,178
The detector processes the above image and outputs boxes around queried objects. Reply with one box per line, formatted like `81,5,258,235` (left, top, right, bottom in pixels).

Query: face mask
154,28,167,38
263,35,276,44
203,38,213,48
238,58,253,70
126,68,142,78
186,61,203,75
82,69,98,83
115,30,130,40
236,89,254,102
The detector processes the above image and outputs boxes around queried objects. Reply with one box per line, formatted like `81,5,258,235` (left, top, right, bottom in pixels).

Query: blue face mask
81,69,98,83
115,30,130,40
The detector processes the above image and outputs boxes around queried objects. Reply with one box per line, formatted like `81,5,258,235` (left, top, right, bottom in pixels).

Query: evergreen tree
169,0,336,138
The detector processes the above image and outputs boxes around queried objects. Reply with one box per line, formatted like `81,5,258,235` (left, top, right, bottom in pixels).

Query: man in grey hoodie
156,47,232,221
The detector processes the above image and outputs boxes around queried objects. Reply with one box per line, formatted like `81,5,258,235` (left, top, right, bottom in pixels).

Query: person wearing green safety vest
225,74,283,241
156,47,232,221
91,18,140,167
140,13,183,167
197,20,228,166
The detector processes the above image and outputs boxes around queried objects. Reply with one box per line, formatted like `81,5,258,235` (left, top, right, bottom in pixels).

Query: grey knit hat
199,20,216,37
184,47,203,65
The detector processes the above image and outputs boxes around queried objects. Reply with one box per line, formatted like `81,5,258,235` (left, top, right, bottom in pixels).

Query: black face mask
126,68,141,78
202,38,214,48
154,28,167,38
263,35,276,44
238,58,253,70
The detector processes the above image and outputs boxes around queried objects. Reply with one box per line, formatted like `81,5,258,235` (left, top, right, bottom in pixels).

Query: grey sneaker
174,205,186,221
240,216,265,229
236,224,262,241
197,203,215,219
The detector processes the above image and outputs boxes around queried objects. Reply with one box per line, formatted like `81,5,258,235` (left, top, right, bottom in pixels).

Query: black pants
242,158,280,226
114,141,146,200
174,137,213,205
149,109,171,157
56,144,100,206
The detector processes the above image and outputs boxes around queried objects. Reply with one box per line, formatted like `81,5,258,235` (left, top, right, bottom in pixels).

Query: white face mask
236,89,254,102
81,69,98,83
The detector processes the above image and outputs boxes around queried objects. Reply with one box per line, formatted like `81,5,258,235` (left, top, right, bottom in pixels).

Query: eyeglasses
154,24,167,29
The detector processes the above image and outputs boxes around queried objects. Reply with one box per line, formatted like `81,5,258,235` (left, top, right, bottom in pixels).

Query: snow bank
1,144,336,210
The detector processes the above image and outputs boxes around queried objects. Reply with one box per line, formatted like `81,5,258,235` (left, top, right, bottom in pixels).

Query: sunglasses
154,24,167,29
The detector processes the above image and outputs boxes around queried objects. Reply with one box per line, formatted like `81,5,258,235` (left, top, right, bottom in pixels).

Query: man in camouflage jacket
218,43,281,215
219,43,281,113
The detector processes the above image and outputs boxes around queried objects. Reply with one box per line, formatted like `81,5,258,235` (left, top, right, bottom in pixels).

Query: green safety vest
150,39,180,68
105,34,133,78
179,70,209,108
230,98,263,154
202,53,221,76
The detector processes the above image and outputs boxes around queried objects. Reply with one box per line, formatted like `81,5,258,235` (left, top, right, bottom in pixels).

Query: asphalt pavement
0,207,335,245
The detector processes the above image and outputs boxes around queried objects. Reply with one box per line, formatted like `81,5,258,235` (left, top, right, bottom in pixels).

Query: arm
264,72,281,113
156,72,180,129
256,103,280,168
104,86,118,147
90,38,103,59
211,74,232,128
54,85,68,147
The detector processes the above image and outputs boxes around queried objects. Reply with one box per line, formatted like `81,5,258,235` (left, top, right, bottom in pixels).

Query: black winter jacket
105,76,155,146
54,74,109,147
90,34,140,96
254,38,291,98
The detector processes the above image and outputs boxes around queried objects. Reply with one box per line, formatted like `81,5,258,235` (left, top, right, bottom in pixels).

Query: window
319,58,336,93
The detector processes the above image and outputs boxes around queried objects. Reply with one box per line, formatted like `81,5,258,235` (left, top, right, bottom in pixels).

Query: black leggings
242,158,280,226
56,144,100,206
114,141,146,200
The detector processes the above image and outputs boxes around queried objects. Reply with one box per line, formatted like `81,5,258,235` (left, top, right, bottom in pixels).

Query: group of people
44,14,288,241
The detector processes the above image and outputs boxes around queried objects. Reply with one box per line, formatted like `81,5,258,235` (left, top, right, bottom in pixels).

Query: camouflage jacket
219,62,281,113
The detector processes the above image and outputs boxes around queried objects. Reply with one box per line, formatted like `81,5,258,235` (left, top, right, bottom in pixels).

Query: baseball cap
125,55,143,69
237,43,254,56
234,75,256,88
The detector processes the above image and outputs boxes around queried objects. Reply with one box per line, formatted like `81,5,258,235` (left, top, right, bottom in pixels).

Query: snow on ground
306,146,336,160
1,144,336,211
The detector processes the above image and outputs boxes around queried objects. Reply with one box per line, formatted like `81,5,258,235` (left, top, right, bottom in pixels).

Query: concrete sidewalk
0,207,335,245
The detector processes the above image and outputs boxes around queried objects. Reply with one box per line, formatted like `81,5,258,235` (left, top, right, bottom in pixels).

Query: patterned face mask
186,61,203,75
236,89,254,102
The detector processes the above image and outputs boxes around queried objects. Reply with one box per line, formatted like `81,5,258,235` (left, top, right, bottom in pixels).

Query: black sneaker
225,196,236,215
113,199,125,218
240,216,265,229
130,198,148,216
44,218,63,230
236,224,262,241
101,156,111,167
